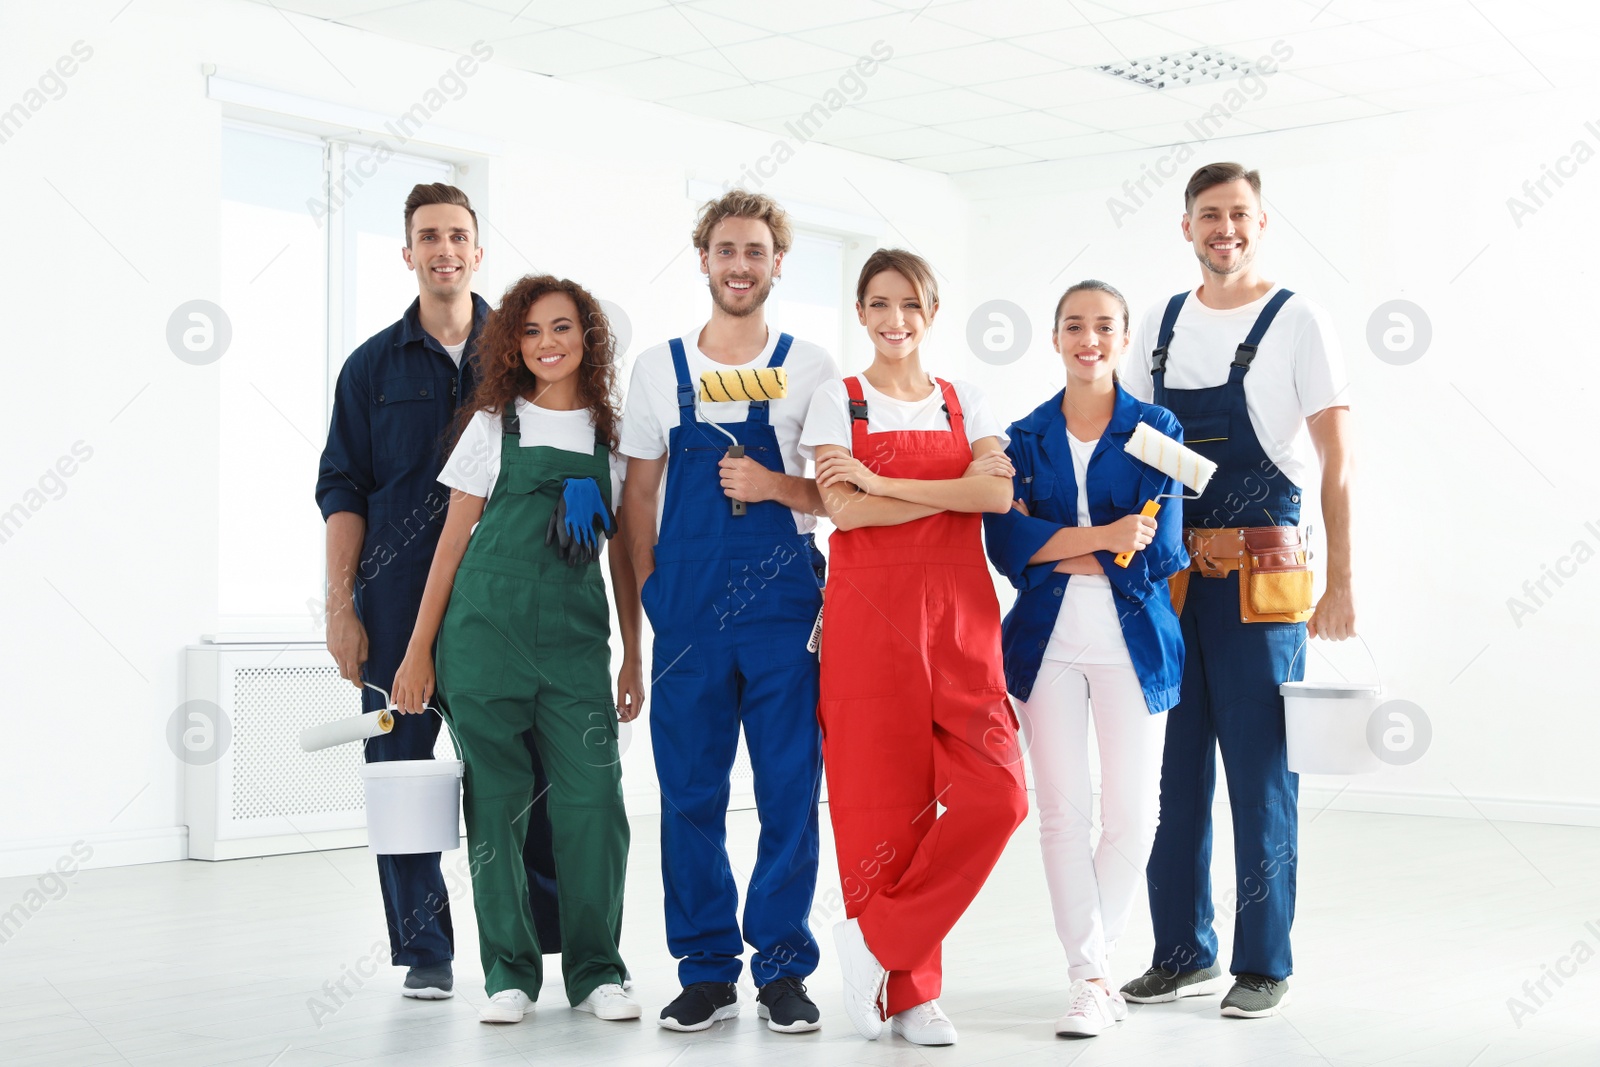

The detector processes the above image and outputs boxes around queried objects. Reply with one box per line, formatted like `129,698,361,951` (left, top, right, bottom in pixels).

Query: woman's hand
616,655,645,723
1100,512,1158,555
1011,498,1030,517
391,648,435,715
815,453,887,496
964,451,1015,480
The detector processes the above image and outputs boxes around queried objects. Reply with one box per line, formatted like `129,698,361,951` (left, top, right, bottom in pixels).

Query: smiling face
1053,288,1128,385
403,203,481,298
1182,177,1266,277
700,216,782,318
520,290,585,388
857,269,935,362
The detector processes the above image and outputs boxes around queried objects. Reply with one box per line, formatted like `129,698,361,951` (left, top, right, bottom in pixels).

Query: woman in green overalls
392,274,644,1024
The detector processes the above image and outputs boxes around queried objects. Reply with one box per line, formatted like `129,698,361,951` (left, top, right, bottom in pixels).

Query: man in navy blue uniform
316,183,560,999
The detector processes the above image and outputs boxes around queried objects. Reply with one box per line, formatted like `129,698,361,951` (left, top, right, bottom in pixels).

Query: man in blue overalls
620,191,839,1034
1118,163,1357,1018
316,183,561,1000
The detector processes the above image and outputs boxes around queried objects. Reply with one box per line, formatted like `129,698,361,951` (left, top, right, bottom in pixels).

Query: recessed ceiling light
1096,48,1255,90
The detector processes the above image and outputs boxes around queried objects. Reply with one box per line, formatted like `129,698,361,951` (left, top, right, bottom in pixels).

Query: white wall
958,86,1600,825
0,0,969,873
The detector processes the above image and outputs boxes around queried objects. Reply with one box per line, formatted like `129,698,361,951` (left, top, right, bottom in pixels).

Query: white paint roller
300,709,393,752
1113,422,1217,568
1125,421,1217,495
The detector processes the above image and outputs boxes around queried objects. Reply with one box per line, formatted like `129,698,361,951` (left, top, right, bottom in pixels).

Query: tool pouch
1239,526,1313,623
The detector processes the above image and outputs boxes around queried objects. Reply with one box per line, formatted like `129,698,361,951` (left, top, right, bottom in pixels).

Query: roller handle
1113,499,1163,568
728,444,746,516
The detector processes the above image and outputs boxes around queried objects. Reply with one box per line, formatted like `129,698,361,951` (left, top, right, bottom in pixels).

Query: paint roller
298,683,406,751
1113,421,1218,569
697,367,789,516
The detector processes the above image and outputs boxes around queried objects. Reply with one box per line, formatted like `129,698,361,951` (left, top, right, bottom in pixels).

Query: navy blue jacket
983,384,1189,711
315,294,488,640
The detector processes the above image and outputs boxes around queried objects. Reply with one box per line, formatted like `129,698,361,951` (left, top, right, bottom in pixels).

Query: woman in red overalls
800,248,1029,1046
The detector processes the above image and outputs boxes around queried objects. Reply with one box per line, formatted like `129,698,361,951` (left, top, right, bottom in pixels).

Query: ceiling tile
489,26,658,76
1005,130,1149,159
336,1,514,52
1043,90,1205,129
745,105,917,143
467,0,670,24
1147,0,1335,45
659,83,824,123
937,109,1099,145
572,5,770,54
684,0,902,34
790,12,989,57
1234,95,1392,130
676,35,863,80
972,67,1146,108
1298,50,1476,94
1236,24,1417,70
1357,73,1529,111
889,40,1067,84
1116,115,1265,148
566,55,747,98
263,0,440,17
1154,71,1345,111
922,0,1090,37
1089,17,1209,60
829,125,989,160
765,64,950,104
858,87,1024,124
901,145,1044,172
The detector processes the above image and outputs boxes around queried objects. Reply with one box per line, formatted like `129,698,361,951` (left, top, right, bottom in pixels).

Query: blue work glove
545,477,616,567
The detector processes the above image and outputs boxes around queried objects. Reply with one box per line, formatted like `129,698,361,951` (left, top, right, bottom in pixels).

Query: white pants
1020,658,1167,981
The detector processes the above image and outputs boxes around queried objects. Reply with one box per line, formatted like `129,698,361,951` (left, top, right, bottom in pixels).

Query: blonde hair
692,190,793,255
855,248,939,310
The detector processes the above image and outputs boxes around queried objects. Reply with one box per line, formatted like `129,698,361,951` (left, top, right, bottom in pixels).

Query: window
218,122,455,632
769,230,846,362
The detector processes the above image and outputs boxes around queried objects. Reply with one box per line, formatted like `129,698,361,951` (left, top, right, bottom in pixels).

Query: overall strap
843,376,870,459
745,332,794,427
1150,291,1188,404
1233,288,1295,370
500,402,520,436
669,338,697,424
934,377,968,449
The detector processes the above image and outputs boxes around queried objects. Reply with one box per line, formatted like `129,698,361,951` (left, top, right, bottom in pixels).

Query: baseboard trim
0,826,188,879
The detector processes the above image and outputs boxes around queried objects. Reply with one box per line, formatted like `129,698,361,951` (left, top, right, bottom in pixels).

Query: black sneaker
1119,963,1224,1003
756,976,821,1033
401,961,453,999
1220,973,1291,1018
659,981,739,1031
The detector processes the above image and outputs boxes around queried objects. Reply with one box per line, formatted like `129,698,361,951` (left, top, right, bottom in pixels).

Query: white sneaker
1055,979,1127,1038
575,983,641,1021
890,999,957,1045
479,989,534,1024
833,919,887,1040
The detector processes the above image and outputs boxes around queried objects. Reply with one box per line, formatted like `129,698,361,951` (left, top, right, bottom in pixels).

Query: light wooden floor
6,802,1599,1066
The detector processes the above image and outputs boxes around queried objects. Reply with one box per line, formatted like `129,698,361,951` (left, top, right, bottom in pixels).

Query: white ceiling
250,0,1594,174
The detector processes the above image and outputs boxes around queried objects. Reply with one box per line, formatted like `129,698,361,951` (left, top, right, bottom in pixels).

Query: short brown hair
855,248,939,311
692,190,792,255
404,182,477,247
1184,163,1261,213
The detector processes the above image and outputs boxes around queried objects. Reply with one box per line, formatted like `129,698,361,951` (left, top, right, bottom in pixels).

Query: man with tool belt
620,190,839,1034
316,183,562,999
1117,163,1356,1018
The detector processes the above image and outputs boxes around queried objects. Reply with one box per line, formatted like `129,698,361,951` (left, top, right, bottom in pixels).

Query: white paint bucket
1280,637,1383,775
357,689,463,854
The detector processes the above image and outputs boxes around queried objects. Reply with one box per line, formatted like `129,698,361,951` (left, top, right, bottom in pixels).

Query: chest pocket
1023,473,1058,518
374,374,447,446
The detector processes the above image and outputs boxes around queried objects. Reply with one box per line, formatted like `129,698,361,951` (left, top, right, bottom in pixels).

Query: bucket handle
361,682,463,761
1285,633,1380,688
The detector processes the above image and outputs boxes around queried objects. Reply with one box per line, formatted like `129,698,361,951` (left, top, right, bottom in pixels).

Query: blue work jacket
315,294,488,638
983,384,1189,711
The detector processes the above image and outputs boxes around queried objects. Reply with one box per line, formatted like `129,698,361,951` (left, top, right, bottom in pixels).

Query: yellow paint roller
697,368,790,516
1113,421,1219,568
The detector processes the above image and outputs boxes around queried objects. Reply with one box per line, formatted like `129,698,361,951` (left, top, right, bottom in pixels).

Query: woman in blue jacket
983,280,1188,1039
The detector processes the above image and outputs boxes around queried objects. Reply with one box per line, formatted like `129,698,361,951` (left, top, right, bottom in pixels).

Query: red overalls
818,375,1029,1017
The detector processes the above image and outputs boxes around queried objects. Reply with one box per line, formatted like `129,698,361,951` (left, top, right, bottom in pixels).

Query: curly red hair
451,274,621,456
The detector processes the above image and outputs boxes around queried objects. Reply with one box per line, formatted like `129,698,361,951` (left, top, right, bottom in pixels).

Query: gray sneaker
1220,974,1291,1018
1119,963,1226,1004
403,961,454,999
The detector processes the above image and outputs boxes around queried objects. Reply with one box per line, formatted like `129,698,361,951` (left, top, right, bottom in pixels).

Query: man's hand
1308,582,1356,641
718,454,778,503
617,656,646,723
327,598,368,688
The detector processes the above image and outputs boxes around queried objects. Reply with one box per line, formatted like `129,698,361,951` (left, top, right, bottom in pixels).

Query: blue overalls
641,334,825,988
1144,289,1306,983
316,295,562,966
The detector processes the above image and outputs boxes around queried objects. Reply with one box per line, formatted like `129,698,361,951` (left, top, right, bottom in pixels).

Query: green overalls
435,404,628,1005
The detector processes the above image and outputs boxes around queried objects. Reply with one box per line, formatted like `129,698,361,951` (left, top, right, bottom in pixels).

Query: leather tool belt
1169,526,1314,624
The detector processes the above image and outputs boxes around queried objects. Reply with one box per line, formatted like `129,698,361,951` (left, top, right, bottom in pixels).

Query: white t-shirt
1042,430,1130,665
620,328,840,534
1121,285,1347,490
800,375,1010,456
442,339,467,367
438,397,626,503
